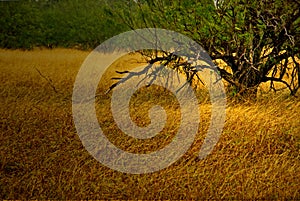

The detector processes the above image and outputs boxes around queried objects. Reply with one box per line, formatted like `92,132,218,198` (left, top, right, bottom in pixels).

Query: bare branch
34,67,59,94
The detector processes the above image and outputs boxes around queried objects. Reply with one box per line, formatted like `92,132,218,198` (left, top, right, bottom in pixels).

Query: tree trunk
232,67,261,101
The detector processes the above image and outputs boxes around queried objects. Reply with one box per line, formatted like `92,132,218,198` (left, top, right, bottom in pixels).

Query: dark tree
110,0,300,99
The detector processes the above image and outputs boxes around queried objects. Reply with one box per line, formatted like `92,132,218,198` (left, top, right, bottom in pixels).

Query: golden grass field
0,48,299,199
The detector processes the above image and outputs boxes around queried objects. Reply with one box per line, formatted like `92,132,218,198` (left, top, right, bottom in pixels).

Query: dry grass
0,48,299,199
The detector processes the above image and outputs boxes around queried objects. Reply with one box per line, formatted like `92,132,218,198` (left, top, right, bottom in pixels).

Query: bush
0,0,129,49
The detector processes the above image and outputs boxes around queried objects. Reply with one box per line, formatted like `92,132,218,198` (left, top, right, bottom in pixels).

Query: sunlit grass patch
0,49,299,199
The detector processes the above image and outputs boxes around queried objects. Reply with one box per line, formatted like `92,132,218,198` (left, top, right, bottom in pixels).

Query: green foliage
0,0,129,49
0,1,43,49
